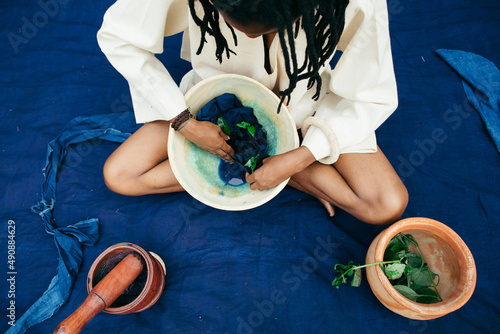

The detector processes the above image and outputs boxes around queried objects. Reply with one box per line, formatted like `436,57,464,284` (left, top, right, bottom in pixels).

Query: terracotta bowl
87,243,166,315
365,217,476,320
168,73,299,211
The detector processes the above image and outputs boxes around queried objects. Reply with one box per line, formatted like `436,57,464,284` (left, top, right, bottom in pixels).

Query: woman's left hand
246,146,316,190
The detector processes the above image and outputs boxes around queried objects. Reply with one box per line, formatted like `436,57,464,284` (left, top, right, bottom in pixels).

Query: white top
97,0,398,163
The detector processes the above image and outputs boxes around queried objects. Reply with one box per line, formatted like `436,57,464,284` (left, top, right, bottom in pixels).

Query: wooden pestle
54,253,144,334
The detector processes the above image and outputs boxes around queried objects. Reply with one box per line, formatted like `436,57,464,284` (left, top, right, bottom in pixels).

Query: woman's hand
245,146,316,190
178,118,235,161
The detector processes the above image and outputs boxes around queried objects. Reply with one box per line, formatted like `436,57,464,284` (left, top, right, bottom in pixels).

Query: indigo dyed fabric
5,114,138,334
1,0,500,334
436,49,500,154
197,93,268,183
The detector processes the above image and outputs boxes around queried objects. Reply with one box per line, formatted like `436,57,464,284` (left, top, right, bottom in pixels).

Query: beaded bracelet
177,117,191,131
171,109,191,131
300,116,340,165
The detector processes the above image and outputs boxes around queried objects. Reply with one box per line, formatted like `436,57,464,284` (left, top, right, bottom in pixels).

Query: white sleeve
97,0,189,123
301,0,398,164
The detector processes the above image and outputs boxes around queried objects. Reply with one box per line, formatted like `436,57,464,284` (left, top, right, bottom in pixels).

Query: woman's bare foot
288,179,336,217
319,198,335,217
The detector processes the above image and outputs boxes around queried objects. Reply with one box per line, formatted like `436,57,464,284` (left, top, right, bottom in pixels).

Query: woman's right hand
178,118,235,162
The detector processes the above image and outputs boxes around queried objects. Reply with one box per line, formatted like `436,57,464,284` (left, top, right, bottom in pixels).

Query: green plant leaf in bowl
384,263,406,280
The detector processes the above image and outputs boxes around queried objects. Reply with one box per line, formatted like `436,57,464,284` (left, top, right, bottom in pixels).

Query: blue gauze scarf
6,113,138,334
436,49,500,154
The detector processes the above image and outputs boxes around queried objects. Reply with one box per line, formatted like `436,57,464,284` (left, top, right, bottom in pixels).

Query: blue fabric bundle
196,93,268,184
436,49,500,154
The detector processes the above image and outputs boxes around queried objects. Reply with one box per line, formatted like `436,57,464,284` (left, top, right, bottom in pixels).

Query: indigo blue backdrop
1,0,499,333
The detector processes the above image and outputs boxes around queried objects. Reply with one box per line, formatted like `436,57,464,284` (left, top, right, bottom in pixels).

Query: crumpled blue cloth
197,93,268,184
6,112,138,334
436,49,500,154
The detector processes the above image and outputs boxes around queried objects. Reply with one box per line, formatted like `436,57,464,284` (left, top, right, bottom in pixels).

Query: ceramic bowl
87,243,166,314
168,74,299,211
365,217,476,320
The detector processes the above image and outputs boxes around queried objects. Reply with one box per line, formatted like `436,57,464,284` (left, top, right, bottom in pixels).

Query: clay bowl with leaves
365,217,476,320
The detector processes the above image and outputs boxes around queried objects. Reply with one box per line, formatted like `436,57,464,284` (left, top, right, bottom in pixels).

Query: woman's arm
245,146,316,190
301,0,398,164
248,0,398,190
97,0,189,122
97,0,234,160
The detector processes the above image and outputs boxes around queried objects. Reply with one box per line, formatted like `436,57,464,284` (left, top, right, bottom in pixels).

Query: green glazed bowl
168,74,299,211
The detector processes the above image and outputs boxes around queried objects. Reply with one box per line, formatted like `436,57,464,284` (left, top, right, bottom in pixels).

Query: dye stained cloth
436,49,500,154
196,93,268,184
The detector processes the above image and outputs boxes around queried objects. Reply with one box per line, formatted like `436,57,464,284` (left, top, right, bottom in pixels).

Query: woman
97,0,408,224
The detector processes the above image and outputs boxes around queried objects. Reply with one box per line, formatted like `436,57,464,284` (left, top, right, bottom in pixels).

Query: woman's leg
103,120,184,196
289,147,408,225
103,122,407,224
287,178,336,216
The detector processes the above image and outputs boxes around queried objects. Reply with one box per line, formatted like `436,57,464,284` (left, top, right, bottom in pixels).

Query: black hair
188,0,349,110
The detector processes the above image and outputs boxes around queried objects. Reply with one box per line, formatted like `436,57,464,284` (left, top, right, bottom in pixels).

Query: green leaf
383,248,397,262
408,282,425,290
387,235,404,249
390,242,408,253
331,275,344,288
332,270,349,288
393,276,408,287
244,154,260,172
332,262,357,288
405,253,423,268
335,264,346,271
414,286,438,296
351,268,362,287
247,125,256,137
217,116,231,135
402,234,415,247
236,121,256,137
393,285,420,302
244,157,256,171
384,263,406,280
236,121,251,129
384,246,407,262
404,266,414,275
396,250,409,259
414,287,440,304
410,268,435,286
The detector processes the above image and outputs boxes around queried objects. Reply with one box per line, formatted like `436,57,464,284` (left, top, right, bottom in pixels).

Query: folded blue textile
436,49,500,154
6,113,139,334
196,93,268,185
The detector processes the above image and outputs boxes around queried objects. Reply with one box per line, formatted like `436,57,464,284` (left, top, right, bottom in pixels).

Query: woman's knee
103,155,132,195
362,185,409,225
102,121,171,196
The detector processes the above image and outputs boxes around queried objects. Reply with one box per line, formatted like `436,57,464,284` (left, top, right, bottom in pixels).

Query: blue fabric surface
1,1,499,334
436,49,500,154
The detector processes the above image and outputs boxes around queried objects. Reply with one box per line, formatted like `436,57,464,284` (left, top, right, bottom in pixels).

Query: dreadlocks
188,0,349,110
